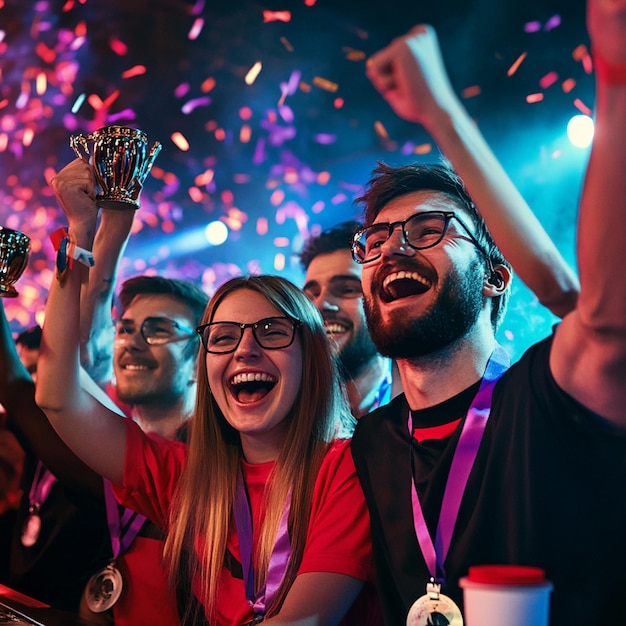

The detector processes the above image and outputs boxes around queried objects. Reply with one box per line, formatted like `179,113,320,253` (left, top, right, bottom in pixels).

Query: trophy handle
69,133,92,163
137,141,163,184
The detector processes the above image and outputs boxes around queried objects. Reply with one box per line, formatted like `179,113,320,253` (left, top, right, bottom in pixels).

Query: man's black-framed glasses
352,211,487,264
114,317,196,346
197,316,301,354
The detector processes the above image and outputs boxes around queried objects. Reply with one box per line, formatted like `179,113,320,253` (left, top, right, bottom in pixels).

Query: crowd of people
0,0,625,624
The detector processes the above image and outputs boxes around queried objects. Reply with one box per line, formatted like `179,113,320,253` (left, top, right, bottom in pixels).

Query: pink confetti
263,10,291,23
110,38,128,56
524,21,541,33
181,96,211,114
539,71,558,89
188,18,204,40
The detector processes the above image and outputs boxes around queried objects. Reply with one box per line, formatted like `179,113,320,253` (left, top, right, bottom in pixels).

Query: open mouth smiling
229,372,277,403
323,321,349,336
381,270,431,303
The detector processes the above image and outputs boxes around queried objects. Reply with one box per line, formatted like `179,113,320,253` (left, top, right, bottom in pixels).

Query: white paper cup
459,565,553,626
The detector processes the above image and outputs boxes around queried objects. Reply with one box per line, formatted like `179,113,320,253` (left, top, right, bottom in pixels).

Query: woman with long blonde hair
37,269,379,625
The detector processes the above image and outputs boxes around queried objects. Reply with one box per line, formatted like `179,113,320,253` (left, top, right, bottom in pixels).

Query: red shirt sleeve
298,438,374,582
112,418,187,529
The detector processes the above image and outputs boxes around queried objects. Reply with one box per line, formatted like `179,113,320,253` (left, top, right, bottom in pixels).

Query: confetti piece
507,52,527,77
257,218,269,235
539,71,558,89
201,77,216,92
544,15,561,31
239,124,251,143
263,11,291,23
245,62,262,85
413,143,433,155
573,98,592,116
181,96,211,114
312,76,338,92
121,65,146,79
280,36,294,52
110,38,128,56
343,47,366,62
461,85,481,98
171,131,190,151
188,17,204,40
314,133,336,145
561,78,576,93
526,93,544,104
274,253,286,271
524,21,541,33
374,120,388,140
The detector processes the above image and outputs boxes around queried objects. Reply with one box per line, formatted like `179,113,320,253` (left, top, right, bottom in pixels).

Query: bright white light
204,220,228,246
567,115,594,149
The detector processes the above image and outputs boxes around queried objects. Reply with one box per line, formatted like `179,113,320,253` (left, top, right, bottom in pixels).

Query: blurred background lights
567,114,594,149
204,220,229,246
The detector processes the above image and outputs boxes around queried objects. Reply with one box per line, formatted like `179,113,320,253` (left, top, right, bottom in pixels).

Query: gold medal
406,580,464,626
83,563,123,613
21,513,41,547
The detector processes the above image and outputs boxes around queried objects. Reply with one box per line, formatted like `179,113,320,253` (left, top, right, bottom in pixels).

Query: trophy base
97,196,140,211
0,284,18,298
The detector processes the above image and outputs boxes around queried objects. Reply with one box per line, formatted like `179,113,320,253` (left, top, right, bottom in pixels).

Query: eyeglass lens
115,317,193,345
354,212,451,263
200,317,296,353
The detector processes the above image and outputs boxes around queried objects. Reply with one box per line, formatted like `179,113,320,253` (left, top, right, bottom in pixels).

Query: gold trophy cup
70,125,162,210
0,227,31,298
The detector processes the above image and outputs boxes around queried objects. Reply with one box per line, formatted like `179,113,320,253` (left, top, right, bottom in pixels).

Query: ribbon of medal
234,469,293,625
21,460,57,547
406,345,510,626
83,478,147,613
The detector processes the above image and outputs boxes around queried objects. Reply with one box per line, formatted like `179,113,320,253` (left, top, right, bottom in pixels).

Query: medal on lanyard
406,345,510,626
84,479,147,613
21,461,57,547
234,469,292,624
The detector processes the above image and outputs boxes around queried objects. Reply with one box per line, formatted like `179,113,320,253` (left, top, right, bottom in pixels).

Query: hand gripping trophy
0,227,30,298
69,125,162,210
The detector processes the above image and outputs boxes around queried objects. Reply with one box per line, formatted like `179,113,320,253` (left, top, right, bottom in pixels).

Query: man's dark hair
299,220,362,271
15,325,42,350
356,161,511,328
118,276,209,358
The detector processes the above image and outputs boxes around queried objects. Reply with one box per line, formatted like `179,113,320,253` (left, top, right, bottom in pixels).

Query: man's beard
116,376,187,408
364,259,485,359
336,322,380,382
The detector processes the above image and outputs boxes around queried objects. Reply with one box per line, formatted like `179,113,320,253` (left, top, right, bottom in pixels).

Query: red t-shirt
113,419,381,625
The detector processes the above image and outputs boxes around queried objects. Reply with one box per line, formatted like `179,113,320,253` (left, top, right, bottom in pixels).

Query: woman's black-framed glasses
196,316,301,354
351,211,487,264
114,317,196,346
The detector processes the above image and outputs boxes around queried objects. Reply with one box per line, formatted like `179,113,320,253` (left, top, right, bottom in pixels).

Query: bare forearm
80,209,133,386
576,82,626,329
423,99,580,317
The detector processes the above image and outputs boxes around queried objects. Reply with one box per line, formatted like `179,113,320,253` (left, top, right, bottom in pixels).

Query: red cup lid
467,565,547,585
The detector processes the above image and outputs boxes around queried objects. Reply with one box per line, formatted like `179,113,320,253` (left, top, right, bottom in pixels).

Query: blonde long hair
164,275,352,623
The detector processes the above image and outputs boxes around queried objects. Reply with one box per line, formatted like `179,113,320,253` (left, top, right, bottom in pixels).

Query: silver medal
407,580,464,626
83,563,124,613
21,513,41,547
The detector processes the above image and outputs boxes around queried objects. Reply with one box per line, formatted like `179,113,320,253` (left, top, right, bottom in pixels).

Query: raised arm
550,0,626,425
366,25,580,318
68,159,135,388
35,159,127,484
0,299,102,493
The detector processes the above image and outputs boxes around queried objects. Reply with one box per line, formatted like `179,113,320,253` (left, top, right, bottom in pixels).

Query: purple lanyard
27,460,57,512
408,344,509,584
233,468,292,619
103,479,147,559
